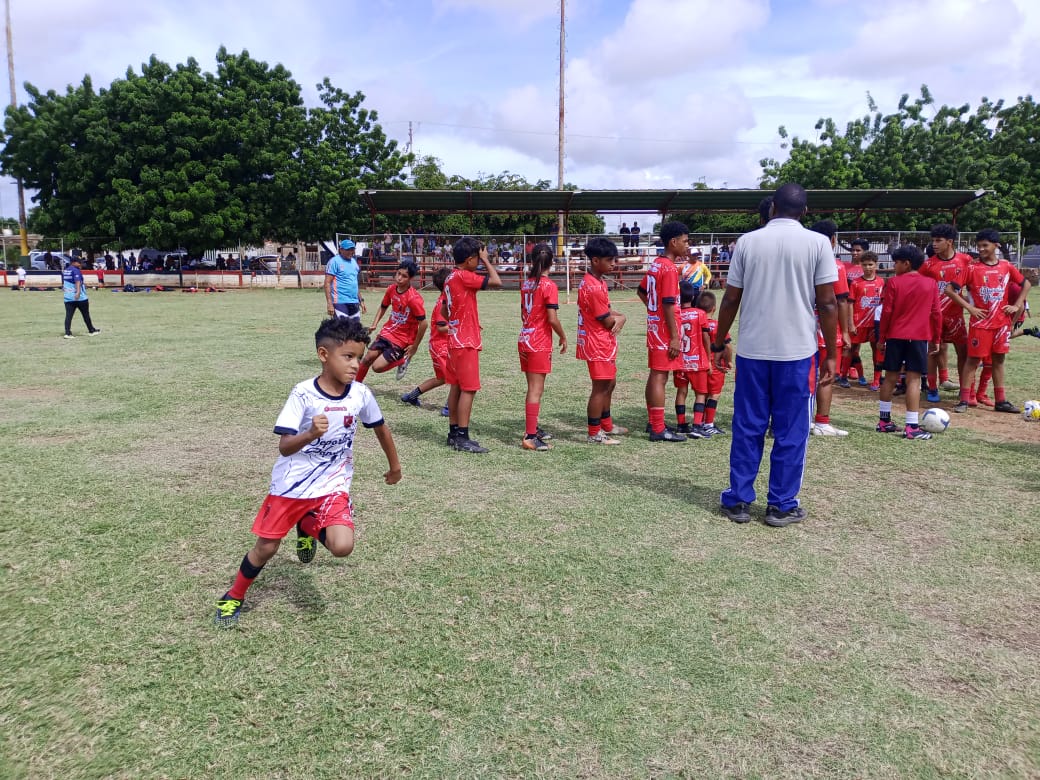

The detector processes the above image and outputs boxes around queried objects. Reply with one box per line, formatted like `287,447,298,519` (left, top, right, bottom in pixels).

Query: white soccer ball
1023,400,1040,421
920,408,951,434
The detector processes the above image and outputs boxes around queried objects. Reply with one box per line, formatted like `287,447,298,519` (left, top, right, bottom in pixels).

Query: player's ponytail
528,243,554,279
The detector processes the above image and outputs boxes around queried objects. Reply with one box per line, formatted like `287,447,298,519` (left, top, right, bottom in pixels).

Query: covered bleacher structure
357,188,989,294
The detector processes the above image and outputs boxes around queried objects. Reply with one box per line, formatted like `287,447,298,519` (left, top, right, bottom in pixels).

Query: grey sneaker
395,356,411,380
720,502,752,524
764,505,807,528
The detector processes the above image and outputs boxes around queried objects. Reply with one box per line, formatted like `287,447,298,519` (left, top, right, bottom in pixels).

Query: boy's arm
408,319,429,359
547,308,568,353
278,415,328,457
944,283,983,320
373,424,402,484
815,283,838,387
662,301,680,358
483,251,502,289
701,327,713,372
713,284,741,370
369,304,389,331
1008,278,1031,316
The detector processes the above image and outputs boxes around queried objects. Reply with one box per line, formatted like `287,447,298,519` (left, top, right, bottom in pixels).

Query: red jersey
377,284,426,348
444,268,488,350
960,260,1026,330
641,257,680,351
879,272,942,342
518,276,560,353
849,276,885,330
817,259,849,349
429,292,449,357
576,272,616,362
921,252,972,320
679,307,709,373
844,261,864,285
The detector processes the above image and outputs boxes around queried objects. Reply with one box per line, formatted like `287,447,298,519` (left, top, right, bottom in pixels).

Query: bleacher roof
358,188,986,216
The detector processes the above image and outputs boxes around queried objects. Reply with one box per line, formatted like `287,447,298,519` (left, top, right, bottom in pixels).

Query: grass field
2,285,1039,778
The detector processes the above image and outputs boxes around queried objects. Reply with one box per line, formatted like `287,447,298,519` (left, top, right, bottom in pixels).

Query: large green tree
758,87,1040,240
1,48,409,252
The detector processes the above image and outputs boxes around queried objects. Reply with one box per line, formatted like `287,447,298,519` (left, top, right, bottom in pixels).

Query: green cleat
214,594,243,628
296,527,317,564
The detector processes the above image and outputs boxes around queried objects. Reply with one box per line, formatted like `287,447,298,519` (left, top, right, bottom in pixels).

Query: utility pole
5,0,28,258
557,0,566,296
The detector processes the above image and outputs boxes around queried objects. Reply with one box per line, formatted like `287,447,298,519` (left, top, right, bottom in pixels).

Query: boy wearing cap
325,239,366,320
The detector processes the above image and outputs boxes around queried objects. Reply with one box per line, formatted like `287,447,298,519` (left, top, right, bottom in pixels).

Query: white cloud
432,0,563,28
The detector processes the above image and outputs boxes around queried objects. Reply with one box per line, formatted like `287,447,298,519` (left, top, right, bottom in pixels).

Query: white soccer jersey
269,378,384,499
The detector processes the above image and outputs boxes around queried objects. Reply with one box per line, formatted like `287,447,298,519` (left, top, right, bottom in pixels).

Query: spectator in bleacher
631,222,641,248
620,222,631,248
415,233,425,256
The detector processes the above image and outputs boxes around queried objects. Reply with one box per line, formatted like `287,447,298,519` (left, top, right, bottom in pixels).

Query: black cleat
720,502,752,524
764,505,807,528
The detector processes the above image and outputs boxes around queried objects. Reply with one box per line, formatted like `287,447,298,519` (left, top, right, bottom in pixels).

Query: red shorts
251,492,354,539
17,280,25,288
967,326,1010,359
674,370,709,393
708,369,726,396
852,323,877,345
585,359,617,381
519,349,552,374
648,349,683,372
445,347,481,391
429,345,449,381
941,315,968,345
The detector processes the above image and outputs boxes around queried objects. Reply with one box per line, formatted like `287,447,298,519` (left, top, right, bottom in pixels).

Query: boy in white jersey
214,317,402,627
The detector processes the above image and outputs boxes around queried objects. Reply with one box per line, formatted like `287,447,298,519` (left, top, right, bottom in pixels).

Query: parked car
29,251,75,270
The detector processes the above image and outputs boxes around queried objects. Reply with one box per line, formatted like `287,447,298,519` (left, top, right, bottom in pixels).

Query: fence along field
1,285,1037,777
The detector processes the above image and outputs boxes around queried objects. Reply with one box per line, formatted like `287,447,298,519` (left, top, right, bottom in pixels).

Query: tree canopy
1,48,410,253
759,87,1040,240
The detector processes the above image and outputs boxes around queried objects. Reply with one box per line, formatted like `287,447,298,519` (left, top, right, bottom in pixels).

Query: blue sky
3,0,1038,225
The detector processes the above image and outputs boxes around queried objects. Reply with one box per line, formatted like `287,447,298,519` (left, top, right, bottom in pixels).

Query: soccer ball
920,408,951,434
1023,400,1040,421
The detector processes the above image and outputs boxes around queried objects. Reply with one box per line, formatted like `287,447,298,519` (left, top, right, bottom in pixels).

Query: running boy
518,243,568,451
356,261,427,384
848,250,885,389
944,228,1031,414
577,237,627,444
673,281,713,438
638,221,688,442
401,267,451,415
698,290,729,435
443,237,502,453
876,245,942,440
214,317,402,627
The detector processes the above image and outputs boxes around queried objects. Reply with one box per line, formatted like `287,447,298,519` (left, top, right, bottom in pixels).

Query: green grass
2,286,1039,778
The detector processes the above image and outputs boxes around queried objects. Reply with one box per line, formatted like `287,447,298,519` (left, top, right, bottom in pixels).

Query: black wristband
711,343,726,353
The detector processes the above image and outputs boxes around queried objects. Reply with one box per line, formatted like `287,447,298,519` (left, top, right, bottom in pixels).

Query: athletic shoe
395,356,411,380
400,390,421,407
939,380,960,391
857,376,870,387
953,401,970,413
705,423,726,435
868,383,880,392
1023,326,1040,338
88,329,101,336
876,420,898,433
447,431,459,447
454,437,489,453
63,334,75,339
764,505,807,528
720,502,751,524
214,594,243,628
690,424,711,438
645,422,679,435
893,383,906,396
968,397,978,408
535,427,554,441
521,436,550,452
649,428,686,442
976,393,994,408
440,405,450,417
903,426,932,440
587,431,621,445
602,425,628,436
836,376,851,389
811,422,849,437
296,526,317,564
926,389,941,403
994,400,1020,414
675,422,692,434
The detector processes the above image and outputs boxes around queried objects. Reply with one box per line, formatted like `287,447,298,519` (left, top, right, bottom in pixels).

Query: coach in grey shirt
711,183,839,527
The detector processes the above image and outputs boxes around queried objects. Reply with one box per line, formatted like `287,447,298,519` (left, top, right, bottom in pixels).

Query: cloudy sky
3,0,1039,225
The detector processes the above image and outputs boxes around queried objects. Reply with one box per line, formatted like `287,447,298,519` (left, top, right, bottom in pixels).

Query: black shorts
882,338,928,374
370,336,406,365
333,302,361,319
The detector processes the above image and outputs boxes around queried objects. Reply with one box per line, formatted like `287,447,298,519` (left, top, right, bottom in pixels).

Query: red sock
977,366,992,396
587,417,601,437
675,406,687,425
601,411,615,432
227,554,263,600
525,402,540,437
939,368,949,383
693,408,705,425
960,388,973,403
649,406,665,434
814,414,829,425
995,386,1007,403
839,354,850,377
355,363,370,382
927,372,938,391
705,406,717,424
873,370,882,384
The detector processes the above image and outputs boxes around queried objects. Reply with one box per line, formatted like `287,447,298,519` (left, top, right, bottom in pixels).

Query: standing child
673,281,713,438
698,290,729,435
921,224,972,401
15,263,26,291
577,237,627,444
401,266,451,415
518,243,568,451
443,237,502,453
876,245,942,440
638,221,688,442
214,317,402,627
356,261,428,384
944,228,1031,414
847,251,886,389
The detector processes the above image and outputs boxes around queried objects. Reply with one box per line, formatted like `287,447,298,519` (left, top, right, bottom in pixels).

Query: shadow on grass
598,462,722,507
247,558,327,616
